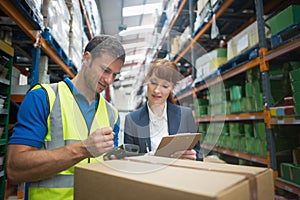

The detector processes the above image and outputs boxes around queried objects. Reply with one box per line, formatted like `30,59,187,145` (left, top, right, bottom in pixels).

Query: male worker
7,34,125,200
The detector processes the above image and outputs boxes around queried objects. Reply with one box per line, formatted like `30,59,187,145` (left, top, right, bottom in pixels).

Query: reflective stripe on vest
29,174,73,188
28,82,118,199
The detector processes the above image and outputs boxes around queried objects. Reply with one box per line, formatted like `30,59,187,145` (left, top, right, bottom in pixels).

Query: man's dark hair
84,35,126,63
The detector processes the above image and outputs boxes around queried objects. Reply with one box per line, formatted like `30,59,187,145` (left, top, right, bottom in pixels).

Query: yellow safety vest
27,81,118,200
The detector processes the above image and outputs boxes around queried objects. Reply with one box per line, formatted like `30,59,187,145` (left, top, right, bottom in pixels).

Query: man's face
84,52,123,93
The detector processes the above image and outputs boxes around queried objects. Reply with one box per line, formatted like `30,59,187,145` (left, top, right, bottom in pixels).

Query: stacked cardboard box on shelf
83,0,101,35
226,21,269,61
194,48,227,82
170,35,181,58
43,0,70,59
179,26,190,50
75,155,274,200
66,0,84,71
194,0,211,33
165,0,180,25
23,0,43,28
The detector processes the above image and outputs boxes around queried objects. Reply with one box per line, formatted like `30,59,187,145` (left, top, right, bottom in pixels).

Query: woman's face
146,75,174,106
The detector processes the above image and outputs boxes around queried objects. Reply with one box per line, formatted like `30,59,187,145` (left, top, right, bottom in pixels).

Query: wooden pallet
12,0,43,29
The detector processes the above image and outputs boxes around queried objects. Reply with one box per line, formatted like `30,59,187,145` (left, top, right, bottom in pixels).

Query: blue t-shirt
9,78,119,148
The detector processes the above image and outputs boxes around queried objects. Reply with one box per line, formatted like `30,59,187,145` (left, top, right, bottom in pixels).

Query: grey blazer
124,101,202,160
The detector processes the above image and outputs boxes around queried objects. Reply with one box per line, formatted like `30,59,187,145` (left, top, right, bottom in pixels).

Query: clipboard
154,133,201,158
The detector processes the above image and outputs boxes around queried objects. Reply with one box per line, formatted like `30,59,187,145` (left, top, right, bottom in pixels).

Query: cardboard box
74,156,274,200
195,48,227,81
226,21,269,60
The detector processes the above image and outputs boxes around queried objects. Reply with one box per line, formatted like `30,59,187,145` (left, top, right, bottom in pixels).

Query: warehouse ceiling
97,0,165,110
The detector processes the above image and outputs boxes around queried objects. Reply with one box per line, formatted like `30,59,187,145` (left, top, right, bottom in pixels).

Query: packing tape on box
125,158,258,200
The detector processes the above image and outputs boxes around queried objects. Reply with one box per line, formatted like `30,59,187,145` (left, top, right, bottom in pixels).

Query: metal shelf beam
196,112,264,123
201,144,268,165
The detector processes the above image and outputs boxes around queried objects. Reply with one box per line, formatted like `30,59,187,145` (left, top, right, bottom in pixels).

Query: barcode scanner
104,144,140,160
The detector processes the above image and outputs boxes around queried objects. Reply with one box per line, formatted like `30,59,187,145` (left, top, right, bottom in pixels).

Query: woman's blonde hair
145,59,181,104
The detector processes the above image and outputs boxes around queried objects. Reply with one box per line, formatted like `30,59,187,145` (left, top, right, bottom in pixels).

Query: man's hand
83,127,114,157
170,149,196,160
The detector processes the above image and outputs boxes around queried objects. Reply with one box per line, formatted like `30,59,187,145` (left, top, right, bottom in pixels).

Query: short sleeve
9,88,49,149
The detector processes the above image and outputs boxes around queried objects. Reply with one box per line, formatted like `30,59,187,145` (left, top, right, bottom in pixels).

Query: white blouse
147,102,169,153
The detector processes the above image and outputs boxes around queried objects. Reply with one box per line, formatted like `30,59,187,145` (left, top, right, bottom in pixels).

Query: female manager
124,59,201,161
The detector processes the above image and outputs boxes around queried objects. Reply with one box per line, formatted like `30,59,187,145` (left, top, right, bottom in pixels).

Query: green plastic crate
260,140,267,158
246,68,261,82
246,137,256,155
291,81,300,93
254,122,266,140
223,123,229,135
292,164,300,185
231,100,241,113
229,122,244,137
198,123,207,134
199,105,208,117
213,102,227,116
230,85,242,100
226,101,231,114
230,136,240,150
289,61,300,70
255,139,267,156
293,92,300,105
239,137,246,152
280,163,300,185
245,82,254,97
245,81,261,97
193,99,201,117
269,5,300,35
240,97,254,112
244,123,254,138
295,104,300,116
254,93,264,112
254,139,262,156
281,163,294,182
290,68,300,82
198,98,209,105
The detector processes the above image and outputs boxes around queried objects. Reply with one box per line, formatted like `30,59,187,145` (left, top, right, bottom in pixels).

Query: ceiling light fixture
125,54,146,63
118,25,155,37
122,3,162,17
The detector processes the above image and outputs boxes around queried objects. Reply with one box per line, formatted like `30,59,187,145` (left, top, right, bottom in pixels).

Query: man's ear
83,51,91,64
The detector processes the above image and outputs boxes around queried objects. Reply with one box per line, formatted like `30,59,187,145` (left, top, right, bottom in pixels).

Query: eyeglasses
148,79,173,90
99,65,120,79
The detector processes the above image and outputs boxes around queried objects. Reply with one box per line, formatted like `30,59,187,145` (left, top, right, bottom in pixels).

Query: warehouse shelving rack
0,0,99,103
0,1,75,83
0,40,13,199
155,0,300,197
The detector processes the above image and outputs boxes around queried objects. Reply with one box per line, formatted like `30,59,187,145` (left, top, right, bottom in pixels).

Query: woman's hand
170,149,196,160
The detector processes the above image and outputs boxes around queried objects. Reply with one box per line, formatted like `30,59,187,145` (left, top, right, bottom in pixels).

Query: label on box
237,34,249,53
